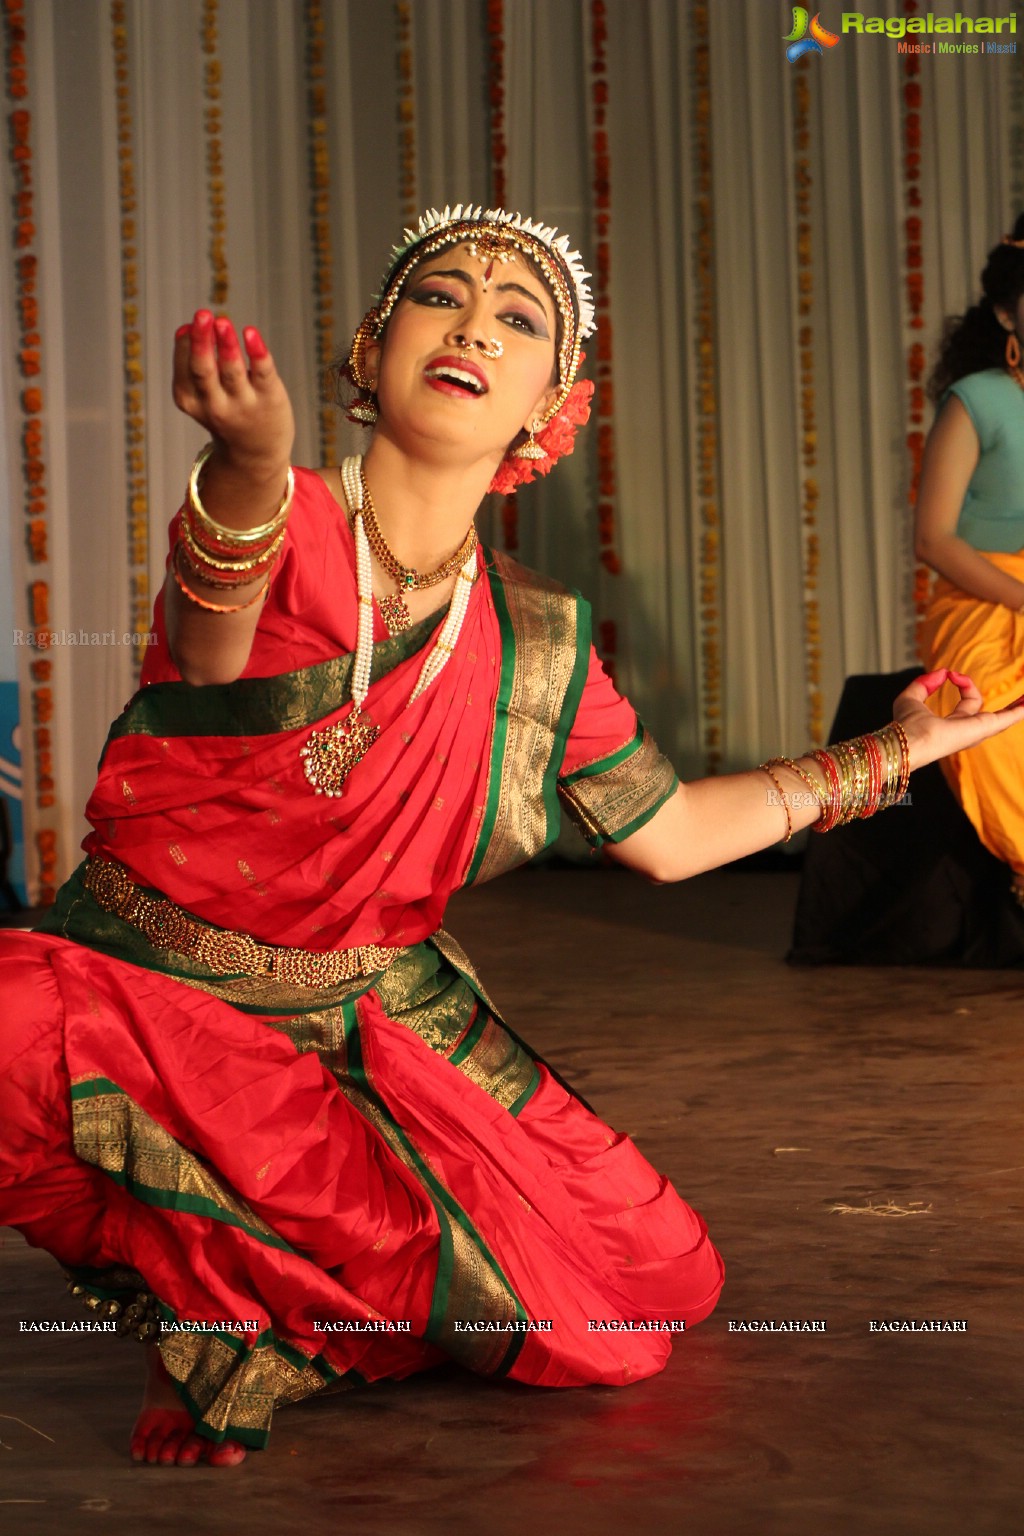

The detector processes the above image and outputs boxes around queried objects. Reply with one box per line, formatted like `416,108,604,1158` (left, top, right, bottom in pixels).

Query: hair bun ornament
489,377,595,496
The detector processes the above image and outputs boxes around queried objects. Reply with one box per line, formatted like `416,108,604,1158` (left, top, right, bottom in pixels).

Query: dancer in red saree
1,206,1019,1468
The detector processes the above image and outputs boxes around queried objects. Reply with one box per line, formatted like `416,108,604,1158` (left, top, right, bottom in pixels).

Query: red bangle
172,546,271,614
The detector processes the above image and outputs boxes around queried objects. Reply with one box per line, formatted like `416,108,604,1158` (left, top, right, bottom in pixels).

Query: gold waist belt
83,856,396,989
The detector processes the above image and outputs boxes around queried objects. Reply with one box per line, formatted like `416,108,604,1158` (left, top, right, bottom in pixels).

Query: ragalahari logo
785,8,841,61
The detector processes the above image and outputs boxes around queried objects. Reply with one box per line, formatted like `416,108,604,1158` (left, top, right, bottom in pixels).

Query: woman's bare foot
131,1348,247,1467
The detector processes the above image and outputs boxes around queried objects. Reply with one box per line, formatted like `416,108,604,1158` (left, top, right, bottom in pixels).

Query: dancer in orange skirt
918,215,1024,903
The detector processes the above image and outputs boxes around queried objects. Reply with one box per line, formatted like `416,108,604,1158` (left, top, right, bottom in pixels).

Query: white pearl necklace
299,455,478,797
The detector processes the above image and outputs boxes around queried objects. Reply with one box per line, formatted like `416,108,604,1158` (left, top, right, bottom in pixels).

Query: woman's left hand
893,669,1024,771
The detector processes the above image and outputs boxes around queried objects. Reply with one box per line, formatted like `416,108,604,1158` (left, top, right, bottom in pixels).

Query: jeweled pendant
300,708,380,797
379,592,412,635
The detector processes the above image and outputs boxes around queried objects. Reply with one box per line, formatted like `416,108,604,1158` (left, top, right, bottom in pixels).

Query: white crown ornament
379,202,596,341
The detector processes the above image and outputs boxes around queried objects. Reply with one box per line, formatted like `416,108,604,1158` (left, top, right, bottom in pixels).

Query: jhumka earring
348,393,379,425
1007,331,1022,370
511,420,546,461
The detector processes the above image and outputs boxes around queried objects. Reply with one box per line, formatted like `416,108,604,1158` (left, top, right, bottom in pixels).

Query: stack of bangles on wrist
758,723,910,843
173,442,295,614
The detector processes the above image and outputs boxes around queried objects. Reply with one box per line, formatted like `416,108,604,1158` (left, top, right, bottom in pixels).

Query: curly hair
928,212,1024,401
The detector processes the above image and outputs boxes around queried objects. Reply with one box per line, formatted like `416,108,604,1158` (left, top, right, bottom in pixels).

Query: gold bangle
889,720,911,800
179,511,287,578
188,443,295,546
758,764,793,844
763,757,828,817
172,546,272,613
176,538,281,592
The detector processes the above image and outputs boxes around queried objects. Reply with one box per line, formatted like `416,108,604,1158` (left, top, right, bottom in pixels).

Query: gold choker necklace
359,469,477,634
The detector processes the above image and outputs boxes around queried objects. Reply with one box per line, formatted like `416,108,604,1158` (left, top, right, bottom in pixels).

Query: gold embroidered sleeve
557,726,678,847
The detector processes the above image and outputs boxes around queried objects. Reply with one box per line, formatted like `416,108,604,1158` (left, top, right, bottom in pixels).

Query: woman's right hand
172,310,295,480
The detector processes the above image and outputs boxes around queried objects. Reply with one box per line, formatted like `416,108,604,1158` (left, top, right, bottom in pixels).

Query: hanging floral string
486,0,507,208
112,0,149,675
691,0,723,774
1011,36,1024,217
588,0,621,679
791,59,824,746
201,0,228,307
4,0,59,900
304,0,335,463
395,1,417,226
901,0,928,651
485,0,518,550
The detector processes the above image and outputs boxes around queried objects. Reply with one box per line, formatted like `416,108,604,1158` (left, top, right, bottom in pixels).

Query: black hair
928,212,1024,401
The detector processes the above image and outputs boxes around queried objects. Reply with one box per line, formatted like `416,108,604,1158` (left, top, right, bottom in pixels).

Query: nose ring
474,338,503,360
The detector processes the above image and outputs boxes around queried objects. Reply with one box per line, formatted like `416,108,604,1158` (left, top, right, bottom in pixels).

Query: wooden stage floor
1,867,1022,1534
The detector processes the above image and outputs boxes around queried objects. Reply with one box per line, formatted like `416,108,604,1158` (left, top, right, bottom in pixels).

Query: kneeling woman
0,206,1016,1467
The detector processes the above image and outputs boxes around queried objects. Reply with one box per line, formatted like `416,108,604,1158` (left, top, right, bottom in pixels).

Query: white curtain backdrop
2,0,1022,899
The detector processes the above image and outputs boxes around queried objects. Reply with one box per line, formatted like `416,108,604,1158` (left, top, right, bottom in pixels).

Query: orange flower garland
201,0,228,308
112,0,149,673
901,0,929,647
485,0,518,549
792,59,824,746
395,2,417,226
1011,43,1024,215
588,0,620,680
304,0,335,464
486,0,506,208
4,0,59,899
691,1,723,773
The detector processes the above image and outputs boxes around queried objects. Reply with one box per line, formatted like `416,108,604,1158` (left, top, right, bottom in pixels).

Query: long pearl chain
299,457,478,797
342,455,477,706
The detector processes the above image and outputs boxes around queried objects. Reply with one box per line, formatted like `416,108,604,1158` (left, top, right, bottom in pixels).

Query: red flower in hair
488,376,595,496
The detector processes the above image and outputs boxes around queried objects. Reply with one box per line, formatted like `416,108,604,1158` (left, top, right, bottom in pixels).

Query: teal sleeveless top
948,369,1024,552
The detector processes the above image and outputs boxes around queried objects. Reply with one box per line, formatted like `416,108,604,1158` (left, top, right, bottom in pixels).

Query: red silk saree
0,472,724,1447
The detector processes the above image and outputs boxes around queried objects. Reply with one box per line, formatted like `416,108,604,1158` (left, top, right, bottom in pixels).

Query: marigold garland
901,0,929,650
486,0,506,208
201,0,228,308
304,0,335,464
4,0,59,899
485,0,518,548
112,0,149,674
791,60,824,746
588,0,621,680
395,2,417,225
691,1,723,773
1012,38,1024,217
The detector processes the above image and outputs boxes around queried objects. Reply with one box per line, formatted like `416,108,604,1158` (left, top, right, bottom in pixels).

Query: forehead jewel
378,203,596,340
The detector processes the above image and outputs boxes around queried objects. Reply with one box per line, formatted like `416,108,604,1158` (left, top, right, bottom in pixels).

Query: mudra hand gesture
171,309,295,486
893,667,1024,771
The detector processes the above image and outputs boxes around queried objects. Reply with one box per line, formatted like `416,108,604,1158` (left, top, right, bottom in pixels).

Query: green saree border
465,550,591,886
464,562,518,884
559,722,645,785
99,607,441,756
339,995,529,1378
70,1077,297,1253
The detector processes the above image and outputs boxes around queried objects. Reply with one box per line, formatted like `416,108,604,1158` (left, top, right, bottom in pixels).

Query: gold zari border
472,554,581,885
559,728,677,844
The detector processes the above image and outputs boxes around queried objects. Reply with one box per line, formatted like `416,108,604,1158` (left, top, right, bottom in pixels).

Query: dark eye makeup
407,279,547,339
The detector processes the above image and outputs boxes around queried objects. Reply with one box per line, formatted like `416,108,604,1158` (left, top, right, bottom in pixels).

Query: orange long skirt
919,552,1024,876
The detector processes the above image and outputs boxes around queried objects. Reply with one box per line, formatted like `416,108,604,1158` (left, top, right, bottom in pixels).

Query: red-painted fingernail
949,671,972,685
194,309,213,326
215,317,239,349
175,323,190,340
244,327,268,360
